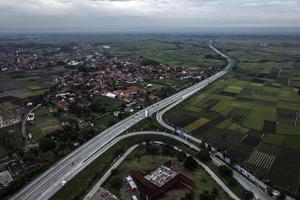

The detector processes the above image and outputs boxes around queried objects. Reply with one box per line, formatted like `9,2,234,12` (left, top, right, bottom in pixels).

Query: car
61,180,66,186
131,195,138,200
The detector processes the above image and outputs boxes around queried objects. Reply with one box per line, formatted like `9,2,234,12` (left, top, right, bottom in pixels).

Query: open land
103,145,230,200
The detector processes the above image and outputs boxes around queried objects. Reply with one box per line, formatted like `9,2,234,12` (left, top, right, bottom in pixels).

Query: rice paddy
166,38,300,197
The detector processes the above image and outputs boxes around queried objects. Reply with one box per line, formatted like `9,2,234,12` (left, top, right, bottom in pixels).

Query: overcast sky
0,0,300,33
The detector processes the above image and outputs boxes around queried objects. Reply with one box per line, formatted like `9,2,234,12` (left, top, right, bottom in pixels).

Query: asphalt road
21,104,41,141
155,46,274,200
84,144,139,200
10,43,233,200
157,101,274,200
211,156,272,200
82,131,239,200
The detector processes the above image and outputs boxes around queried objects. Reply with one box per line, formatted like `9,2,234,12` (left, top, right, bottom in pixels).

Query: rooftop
0,170,13,187
144,165,178,187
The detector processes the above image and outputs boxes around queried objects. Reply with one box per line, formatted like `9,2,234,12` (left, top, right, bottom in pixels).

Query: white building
0,170,13,187
0,115,21,129
105,92,117,99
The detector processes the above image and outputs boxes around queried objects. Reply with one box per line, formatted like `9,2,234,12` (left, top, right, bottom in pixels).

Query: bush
109,176,122,190
228,177,237,186
184,156,197,171
183,191,195,200
198,149,211,163
212,187,218,196
145,145,160,155
113,148,124,158
39,137,56,152
218,165,233,178
162,145,173,156
199,190,216,200
243,190,254,200
177,151,187,161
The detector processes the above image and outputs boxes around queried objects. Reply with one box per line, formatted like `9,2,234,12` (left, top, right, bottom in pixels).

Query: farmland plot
164,39,300,197
244,151,275,180
277,108,298,125
166,111,198,128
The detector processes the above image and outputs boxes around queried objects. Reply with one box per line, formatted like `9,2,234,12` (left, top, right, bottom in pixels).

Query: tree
110,176,122,190
113,148,124,158
243,190,254,200
199,190,216,200
162,145,173,156
91,100,106,113
39,137,56,152
184,156,197,171
218,165,233,178
184,191,195,200
198,149,211,163
177,151,187,162
212,188,218,196
228,177,237,186
110,168,119,176
142,58,160,66
277,190,287,200
145,145,159,155
158,86,175,98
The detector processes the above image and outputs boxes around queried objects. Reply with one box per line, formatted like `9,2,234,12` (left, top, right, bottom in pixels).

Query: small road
10,43,232,200
21,104,41,142
193,158,240,200
83,131,238,200
157,96,273,200
84,144,139,200
157,95,274,200
155,44,275,200
211,155,272,200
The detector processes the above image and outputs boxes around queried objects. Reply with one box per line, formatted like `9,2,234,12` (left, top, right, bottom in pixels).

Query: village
0,42,206,194
51,53,204,114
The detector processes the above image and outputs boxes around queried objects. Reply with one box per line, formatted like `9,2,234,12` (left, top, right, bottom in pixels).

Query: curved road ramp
10,43,234,200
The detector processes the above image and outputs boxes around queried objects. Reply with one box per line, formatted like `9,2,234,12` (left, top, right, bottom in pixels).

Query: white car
131,195,138,200
61,180,66,186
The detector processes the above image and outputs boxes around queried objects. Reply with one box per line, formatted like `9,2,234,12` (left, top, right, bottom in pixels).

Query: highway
10,43,233,200
155,45,273,200
156,98,274,200
83,131,239,200
84,144,139,200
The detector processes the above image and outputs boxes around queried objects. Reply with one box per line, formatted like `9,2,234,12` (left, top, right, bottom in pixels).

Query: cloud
0,0,299,32
243,1,298,7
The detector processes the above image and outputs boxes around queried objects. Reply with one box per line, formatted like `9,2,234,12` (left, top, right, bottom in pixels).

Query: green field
185,118,210,132
29,108,61,141
0,123,22,159
165,38,300,197
104,146,230,200
105,37,226,69
0,65,65,99
50,135,199,200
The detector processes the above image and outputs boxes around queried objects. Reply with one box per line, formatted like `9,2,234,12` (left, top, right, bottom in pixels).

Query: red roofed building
125,86,145,95
130,161,194,200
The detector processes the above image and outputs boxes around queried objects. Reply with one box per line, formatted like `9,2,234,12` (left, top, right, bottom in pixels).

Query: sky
0,0,300,33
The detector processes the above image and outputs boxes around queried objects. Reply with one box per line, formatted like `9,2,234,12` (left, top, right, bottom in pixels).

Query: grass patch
104,146,230,200
29,109,61,141
262,134,285,146
185,118,210,132
50,134,199,200
216,119,233,129
207,162,250,199
223,86,243,93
